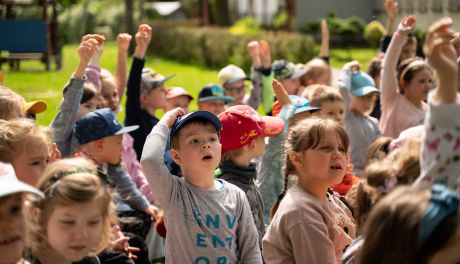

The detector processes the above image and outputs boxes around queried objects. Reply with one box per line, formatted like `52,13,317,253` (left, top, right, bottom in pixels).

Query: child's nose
201,144,211,150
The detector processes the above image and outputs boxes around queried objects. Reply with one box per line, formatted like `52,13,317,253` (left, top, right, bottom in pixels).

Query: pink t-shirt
380,32,426,138
263,185,355,264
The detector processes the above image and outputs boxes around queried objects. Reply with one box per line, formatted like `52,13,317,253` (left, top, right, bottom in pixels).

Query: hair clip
417,184,459,250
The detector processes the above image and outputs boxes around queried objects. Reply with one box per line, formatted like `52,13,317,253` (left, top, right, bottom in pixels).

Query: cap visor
225,76,250,85
24,100,47,114
294,106,320,115
290,69,307,79
261,116,284,136
115,125,139,135
198,96,235,103
351,86,379,96
174,111,222,133
0,180,43,198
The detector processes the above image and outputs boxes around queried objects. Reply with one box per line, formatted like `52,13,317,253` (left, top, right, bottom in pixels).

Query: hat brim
294,106,320,115
198,96,235,103
142,74,175,92
290,68,307,79
115,125,139,135
225,76,251,85
166,92,194,101
0,179,43,198
260,116,284,137
24,100,47,114
169,111,222,144
351,86,379,96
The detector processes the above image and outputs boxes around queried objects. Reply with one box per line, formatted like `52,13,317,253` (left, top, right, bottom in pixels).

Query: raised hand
272,79,291,106
117,33,132,51
247,41,262,68
385,0,398,22
134,24,152,58
397,15,416,36
259,40,272,69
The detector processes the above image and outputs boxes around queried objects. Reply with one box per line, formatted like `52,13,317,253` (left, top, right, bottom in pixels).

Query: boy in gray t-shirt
338,61,382,176
141,108,262,263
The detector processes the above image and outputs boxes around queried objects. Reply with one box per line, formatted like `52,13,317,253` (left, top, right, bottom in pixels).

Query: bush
59,4,97,43
363,21,385,48
229,16,263,36
149,22,315,70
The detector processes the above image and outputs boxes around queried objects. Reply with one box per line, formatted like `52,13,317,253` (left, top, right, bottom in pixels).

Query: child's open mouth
330,164,343,171
0,235,20,245
202,154,213,160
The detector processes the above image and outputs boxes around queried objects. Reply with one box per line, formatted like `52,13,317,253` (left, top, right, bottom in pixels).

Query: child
0,86,47,121
257,80,319,224
357,184,460,264
415,17,460,191
197,84,234,116
51,34,102,157
380,15,433,138
272,59,306,95
0,161,43,264
75,108,157,222
217,104,284,247
263,118,355,263
367,58,383,119
304,84,359,195
165,87,194,113
0,119,51,186
141,108,262,263
124,24,173,159
26,157,116,263
338,61,381,176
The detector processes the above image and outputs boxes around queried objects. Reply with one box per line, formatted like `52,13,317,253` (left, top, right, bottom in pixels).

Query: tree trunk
201,0,210,26
210,0,230,26
125,0,134,35
285,0,295,32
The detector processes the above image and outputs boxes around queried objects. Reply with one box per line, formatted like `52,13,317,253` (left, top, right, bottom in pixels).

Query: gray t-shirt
141,123,262,263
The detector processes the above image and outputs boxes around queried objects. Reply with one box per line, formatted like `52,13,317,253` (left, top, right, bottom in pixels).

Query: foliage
150,22,315,70
363,20,385,48
229,16,263,36
273,11,288,30
58,4,97,43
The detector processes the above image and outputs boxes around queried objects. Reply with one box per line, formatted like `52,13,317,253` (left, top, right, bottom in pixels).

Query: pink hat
166,87,194,101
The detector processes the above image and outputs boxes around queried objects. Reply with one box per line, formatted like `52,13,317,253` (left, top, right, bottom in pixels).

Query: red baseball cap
218,105,284,152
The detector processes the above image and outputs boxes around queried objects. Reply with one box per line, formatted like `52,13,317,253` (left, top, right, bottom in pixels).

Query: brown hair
299,58,332,86
81,82,98,104
366,57,382,80
357,184,459,264
364,136,392,167
222,148,245,162
0,86,25,120
397,57,432,94
270,117,349,219
0,119,52,163
302,84,343,108
27,158,115,257
354,138,421,231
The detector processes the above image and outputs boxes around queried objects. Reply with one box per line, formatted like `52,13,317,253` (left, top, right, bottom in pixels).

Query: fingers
272,79,291,106
81,34,105,44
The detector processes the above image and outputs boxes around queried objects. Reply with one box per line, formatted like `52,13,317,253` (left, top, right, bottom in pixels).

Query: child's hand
321,19,329,41
77,38,98,66
344,60,361,72
159,107,186,128
259,40,272,69
397,15,416,36
144,204,160,221
247,41,262,68
134,24,152,58
385,0,398,21
81,34,105,44
117,33,132,51
272,79,291,106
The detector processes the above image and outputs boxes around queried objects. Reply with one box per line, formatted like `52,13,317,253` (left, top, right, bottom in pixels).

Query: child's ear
170,148,181,165
288,151,303,168
31,207,41,223
94,139,104,151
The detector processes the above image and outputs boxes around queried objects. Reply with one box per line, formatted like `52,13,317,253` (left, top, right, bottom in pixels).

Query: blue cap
76,108,139,145
169,111,222,144
289,95,320,115
351,72,379,96
198,84,235,103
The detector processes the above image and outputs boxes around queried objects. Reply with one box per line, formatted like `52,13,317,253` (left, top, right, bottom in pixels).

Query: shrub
149,22,315,70
229,16,263,36
363,21,385,48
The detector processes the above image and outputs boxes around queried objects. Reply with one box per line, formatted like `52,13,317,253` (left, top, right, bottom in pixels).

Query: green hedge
149,22,315,70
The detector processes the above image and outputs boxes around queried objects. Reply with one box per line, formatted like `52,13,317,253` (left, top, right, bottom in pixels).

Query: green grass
4,42,219,126
4,42,377,126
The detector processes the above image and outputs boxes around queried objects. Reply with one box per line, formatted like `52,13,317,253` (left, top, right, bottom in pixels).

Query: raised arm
337,61,360,110
319,19,329,60
417,17,460,189
115,33,132,102
381,15,416,105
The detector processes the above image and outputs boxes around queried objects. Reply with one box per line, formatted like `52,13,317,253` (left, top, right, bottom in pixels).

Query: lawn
4,42,377,126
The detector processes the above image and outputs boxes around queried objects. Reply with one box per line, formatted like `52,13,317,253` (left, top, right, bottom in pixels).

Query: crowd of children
1,1,460,263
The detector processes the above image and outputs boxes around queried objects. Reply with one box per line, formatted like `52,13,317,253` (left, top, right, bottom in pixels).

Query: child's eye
88,219,101,226
30,160,42,166
190,139,199,144
60,220,75,226
209,136,218,142
321,146,332,151
10,205,22,216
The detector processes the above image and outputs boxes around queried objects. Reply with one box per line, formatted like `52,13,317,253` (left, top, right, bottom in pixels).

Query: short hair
367,57,382,80
170,118,217,150
302,84,343,108
299,58,331,86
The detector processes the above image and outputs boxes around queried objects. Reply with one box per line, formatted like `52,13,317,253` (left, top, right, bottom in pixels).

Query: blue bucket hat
169,111,222,144
351,72,379,96
289,95,320,115
76,108,139,145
